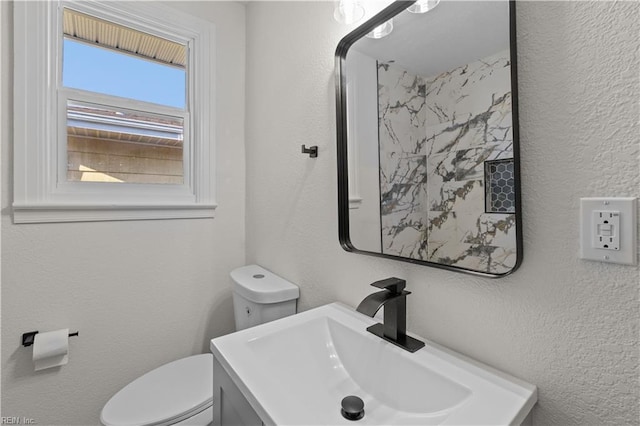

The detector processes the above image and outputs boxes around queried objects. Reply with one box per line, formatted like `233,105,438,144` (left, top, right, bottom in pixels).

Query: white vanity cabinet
212,356,263,426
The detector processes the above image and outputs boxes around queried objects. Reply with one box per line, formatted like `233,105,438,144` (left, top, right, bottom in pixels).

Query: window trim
13,0,216,223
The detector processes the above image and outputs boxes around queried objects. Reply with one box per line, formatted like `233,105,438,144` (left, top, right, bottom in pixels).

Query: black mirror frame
335,0,522,278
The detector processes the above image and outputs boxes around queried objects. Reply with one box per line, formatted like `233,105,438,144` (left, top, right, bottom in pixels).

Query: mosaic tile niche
377,49,517,274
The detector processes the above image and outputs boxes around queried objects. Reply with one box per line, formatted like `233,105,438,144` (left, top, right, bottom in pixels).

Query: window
13,1,215,223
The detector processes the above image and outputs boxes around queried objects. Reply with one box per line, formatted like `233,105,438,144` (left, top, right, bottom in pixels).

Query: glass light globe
407,0,440,14
365,19,394,39
334,0,365,25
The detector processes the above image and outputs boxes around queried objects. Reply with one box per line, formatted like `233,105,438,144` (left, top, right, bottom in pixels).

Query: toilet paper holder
22,330,78,347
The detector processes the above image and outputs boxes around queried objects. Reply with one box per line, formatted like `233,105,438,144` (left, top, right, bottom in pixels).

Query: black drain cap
341,395,365,421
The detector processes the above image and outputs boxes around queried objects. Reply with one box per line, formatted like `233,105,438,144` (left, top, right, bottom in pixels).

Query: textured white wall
0,0,3,415
246,2,639,425
1,2,245,424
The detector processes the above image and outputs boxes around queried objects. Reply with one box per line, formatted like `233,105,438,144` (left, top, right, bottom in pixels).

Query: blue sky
63,39,186,109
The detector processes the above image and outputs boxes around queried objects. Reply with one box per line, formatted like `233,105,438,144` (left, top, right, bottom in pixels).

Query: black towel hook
301,145,318,158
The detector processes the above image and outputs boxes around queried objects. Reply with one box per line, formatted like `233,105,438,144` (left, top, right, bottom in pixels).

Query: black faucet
356,277,425,353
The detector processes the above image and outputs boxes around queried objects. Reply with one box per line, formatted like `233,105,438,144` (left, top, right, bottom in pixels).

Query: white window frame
13,1,216,223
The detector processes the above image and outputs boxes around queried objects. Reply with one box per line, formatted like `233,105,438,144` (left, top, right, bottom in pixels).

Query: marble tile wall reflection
378,61,428,260
378,49,517,274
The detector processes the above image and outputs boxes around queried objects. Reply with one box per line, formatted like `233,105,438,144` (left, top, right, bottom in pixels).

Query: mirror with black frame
335,0,521,277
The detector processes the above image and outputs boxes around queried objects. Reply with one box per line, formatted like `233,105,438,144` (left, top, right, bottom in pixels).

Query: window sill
12,203,217,224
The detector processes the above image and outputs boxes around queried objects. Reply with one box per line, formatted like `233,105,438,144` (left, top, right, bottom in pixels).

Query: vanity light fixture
407,0,440,14
333,0,365,25
365,19,394,39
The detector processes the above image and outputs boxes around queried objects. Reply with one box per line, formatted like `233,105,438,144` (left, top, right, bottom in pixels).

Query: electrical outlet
580,197,637,265
592,210,620,250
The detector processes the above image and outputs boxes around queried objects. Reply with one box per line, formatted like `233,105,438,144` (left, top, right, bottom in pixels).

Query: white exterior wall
245,2,639,425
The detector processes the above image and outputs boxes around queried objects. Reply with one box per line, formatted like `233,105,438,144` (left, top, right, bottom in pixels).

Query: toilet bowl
100,265,299,426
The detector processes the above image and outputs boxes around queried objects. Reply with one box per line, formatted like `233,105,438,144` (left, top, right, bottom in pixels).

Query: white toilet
100,265,299,426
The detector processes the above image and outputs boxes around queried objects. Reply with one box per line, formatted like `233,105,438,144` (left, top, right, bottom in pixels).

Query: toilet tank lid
231,265,299,304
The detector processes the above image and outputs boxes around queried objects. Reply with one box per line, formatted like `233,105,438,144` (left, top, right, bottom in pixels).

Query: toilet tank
231,265,299,331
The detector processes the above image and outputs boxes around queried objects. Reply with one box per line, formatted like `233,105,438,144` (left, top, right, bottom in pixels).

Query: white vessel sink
210,303,536,425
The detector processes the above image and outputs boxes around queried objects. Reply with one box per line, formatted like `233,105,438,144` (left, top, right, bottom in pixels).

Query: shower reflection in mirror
338,0,521,276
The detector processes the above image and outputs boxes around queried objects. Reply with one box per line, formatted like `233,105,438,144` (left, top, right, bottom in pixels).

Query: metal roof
63,8,187,68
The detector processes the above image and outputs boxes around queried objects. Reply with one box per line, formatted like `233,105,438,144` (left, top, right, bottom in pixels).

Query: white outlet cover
580,197,637,265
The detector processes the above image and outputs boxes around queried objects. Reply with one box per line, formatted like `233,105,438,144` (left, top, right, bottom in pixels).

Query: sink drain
340,395,364,421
